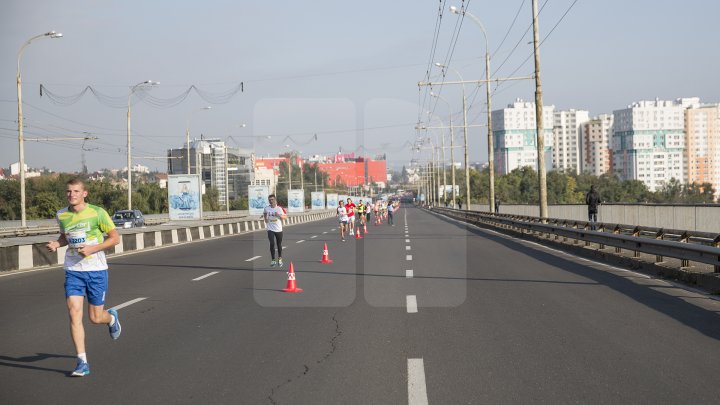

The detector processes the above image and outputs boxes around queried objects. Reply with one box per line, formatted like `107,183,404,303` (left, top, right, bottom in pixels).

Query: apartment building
492,99,555,175
553,109,589,174
580,114,614,176
685,103,720,197
612,99,696,191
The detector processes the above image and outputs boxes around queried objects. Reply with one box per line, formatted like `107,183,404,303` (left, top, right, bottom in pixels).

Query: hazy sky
1,0,718,173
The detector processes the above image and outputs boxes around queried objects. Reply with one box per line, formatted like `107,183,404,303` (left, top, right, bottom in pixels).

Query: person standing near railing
585,185,602,230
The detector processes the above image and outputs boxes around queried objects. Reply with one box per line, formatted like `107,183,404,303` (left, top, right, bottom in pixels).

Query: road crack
268,312,343,405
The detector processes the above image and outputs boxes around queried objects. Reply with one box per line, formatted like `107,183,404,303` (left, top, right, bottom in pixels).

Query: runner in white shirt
263,194,288,267
336,201,349,241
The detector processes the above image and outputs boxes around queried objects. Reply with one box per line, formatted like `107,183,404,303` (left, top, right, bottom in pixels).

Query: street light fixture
186,106,212,175
127,80,159,210
17,30,62,227
450,4,495,212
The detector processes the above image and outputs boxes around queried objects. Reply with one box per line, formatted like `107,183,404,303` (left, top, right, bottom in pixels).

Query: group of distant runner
335,198,399,241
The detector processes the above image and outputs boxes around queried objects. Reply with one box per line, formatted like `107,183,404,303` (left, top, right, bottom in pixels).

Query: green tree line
0,175,170,220
413,166,716,205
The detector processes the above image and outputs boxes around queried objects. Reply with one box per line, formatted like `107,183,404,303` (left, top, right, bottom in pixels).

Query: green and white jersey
56,204,116,271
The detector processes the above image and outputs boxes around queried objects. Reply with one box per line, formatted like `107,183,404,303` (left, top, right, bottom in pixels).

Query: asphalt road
1,206,719,404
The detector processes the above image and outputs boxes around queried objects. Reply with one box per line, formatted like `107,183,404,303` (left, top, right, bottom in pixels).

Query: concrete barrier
470,203,720,232
1,211,335,272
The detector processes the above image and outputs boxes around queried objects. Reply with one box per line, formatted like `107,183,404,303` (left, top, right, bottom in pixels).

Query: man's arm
46,233,68,252
278,207,288,220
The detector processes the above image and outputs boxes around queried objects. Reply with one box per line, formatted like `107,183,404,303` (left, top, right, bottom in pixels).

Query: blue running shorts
65,270,109,306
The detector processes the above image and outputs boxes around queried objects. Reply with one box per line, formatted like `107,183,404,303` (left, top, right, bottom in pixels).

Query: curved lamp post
450,5,495,212
17,31,62,227
127,80,159,210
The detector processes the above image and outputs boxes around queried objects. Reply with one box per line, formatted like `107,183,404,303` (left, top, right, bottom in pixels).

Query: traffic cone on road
320,243,333,264
355,227,363,239
363,223,368,234
282,262,303,293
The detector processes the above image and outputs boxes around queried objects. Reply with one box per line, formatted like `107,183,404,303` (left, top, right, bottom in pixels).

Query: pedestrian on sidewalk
46,178,121,377
585,185,602,230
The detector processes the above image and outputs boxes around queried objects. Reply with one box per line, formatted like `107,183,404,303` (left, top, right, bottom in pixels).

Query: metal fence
435,207,720,273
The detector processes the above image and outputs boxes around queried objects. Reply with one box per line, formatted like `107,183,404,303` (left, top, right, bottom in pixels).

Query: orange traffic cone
363,223,368,234
320,243,333,263
282,262,303,293
355,227,363,239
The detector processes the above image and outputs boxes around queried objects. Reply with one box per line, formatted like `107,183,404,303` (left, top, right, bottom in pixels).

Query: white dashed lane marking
296,240,305,244
406,255,412,261
406,295,418,313
192,272,220,281
406,270,414,278
408,358,428,405
406,246,411,251
110,297,148,311
245,256,262,262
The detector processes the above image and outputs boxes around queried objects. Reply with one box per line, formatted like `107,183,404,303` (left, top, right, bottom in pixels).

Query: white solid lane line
192,272,220,281
406,270,414,278
408,358,429,405
110,297,148,311
296,240,305,244
406,255,412,261
245,256,262,262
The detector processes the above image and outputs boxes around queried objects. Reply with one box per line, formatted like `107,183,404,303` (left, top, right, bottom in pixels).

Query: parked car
112,210,145,228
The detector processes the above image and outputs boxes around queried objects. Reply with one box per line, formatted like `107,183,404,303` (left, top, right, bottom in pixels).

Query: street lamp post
127,80,159,210
186,106,212,175
17,31,62,227
430,93,455,207
450,5,495,213
434,62,470,210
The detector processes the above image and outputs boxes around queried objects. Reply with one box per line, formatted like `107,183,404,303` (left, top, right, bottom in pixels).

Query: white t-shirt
264,205,286,232
336,206,348,222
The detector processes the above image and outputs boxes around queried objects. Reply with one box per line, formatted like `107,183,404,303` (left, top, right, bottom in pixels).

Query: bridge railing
433,207,720,273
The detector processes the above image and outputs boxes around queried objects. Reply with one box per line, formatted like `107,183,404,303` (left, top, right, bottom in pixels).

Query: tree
203,187,221,212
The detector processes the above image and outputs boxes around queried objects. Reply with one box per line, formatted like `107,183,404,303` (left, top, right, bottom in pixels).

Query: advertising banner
288,189,304,213
168,175,201,220
248,185,270,216
311,192,325,210
326,193,339,210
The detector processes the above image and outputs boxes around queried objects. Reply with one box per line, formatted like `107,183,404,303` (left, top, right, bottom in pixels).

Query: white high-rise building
167,138,254,205
492,99,555,175
580,114,614,176
552,109,589,174
612,99,695,192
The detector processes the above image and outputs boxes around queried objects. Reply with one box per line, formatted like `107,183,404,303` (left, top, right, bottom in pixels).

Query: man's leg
267,231,276,260
67,296,86,355
275,232,283,259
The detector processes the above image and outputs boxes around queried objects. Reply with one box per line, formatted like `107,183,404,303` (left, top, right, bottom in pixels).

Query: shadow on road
428,209,720,342
0,353,74,375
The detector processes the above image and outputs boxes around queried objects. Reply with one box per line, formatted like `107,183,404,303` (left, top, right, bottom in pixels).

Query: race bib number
67,230,87,249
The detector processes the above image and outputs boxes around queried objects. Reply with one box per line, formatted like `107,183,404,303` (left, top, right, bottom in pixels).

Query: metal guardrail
432,207,720,273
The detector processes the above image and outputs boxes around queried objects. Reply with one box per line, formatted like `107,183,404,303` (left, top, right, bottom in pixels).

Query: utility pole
532,0,548,220
463,95,470,210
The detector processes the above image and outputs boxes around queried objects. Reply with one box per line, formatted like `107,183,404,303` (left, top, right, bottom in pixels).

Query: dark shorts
65,270,108,306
